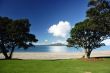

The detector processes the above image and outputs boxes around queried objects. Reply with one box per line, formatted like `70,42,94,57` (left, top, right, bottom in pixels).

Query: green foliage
87,0,110,33
0,16,38,59
68,19,104,49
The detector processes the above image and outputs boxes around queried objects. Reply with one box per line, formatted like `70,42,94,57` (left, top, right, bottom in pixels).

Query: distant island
36,43,67,46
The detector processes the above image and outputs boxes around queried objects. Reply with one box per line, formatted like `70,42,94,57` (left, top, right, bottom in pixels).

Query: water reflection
48,46,83,53
48,46,68,52
15,46,83,52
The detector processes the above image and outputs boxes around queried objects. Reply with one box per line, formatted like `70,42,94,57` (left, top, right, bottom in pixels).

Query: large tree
0,16,38,59
67,19,105,59
67,0,110,59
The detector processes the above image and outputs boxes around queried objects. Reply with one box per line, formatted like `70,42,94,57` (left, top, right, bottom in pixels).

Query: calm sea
15,46,110,53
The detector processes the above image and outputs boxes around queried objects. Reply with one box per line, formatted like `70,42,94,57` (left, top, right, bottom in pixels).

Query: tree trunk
1,43,15,59
9,47,15,59
1,45,9,59
0,38,10,59
2,51,9,59
84,49,92,59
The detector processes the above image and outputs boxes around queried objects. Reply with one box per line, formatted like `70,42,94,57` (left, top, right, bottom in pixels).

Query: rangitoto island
36,43,67,46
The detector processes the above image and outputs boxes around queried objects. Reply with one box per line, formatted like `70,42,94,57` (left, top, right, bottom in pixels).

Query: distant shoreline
35,45,67,46
35,43,67,46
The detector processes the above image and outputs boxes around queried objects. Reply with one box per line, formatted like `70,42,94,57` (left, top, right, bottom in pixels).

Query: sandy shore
0,51,110,60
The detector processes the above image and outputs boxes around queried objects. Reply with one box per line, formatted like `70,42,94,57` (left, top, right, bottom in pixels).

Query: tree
87,0,110,35
67,0,110,59
0,16,38,59
67,19,104,59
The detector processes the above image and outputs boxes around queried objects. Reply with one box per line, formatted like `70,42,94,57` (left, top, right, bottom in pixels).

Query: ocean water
15,45,110,53
15,46,83,53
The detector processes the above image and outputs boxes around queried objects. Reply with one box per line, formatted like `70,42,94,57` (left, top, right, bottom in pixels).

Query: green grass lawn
0,58,110,73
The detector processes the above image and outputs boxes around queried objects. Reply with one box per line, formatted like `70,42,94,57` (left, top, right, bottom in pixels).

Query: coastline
0,50,110,60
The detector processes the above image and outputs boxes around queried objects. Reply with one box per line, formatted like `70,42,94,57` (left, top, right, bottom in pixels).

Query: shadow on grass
94,56,110,58
80,56,110,62
0,58,23,60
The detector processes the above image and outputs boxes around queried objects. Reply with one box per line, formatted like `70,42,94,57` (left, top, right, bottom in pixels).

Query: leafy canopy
87,0,110,33
0,16,38,59
67,19,104,50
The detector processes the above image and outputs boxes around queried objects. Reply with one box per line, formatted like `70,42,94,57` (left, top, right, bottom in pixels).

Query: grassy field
0,58,110,73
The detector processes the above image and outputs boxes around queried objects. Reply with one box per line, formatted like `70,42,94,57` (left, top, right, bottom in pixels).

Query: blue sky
0,0,110,46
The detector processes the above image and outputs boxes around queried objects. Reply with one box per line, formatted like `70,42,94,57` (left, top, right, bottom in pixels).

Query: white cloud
102,39,110,46
32,42,39,45
48,21,71,38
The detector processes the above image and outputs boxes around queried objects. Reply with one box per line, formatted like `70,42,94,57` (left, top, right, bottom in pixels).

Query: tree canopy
67,19,104,58
87,0,110,34
0,16,38,59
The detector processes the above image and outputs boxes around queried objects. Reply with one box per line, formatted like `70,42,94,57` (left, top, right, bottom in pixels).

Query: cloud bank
48,21,71,38
102,39,110,46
